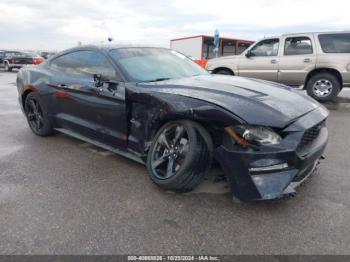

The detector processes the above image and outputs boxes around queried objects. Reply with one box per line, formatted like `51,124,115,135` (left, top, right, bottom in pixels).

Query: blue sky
0,0,349,51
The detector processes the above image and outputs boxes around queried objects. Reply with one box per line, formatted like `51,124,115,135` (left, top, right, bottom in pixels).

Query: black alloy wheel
147,120,213,192
26,98,44,132
24,92,54,136
150,123,189,180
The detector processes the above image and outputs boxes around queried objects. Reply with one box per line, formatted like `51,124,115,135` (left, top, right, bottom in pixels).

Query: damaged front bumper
214,107,329,201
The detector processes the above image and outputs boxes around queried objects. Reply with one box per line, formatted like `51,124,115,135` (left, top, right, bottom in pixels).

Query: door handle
57,84,68,90
47,83,69,90
303,58,311,63
271,59,277,64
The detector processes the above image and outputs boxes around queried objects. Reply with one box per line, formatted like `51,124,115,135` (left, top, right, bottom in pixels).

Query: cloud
0,0,349,50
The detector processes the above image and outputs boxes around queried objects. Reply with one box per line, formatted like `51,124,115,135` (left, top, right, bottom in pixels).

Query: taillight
33,58,44,65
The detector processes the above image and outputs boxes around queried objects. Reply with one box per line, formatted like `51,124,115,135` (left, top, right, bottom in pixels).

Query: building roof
170,35,253,43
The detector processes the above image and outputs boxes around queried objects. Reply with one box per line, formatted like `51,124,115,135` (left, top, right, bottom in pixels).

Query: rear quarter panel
17,65,56,112
315,53,350,85
314,33,350,85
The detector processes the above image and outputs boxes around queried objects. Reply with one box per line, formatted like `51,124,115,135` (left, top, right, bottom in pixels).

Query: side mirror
93,74,104,87
93,74,119,93
245,51,252,58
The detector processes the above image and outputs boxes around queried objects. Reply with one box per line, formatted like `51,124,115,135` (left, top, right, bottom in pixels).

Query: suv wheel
306,73,341,101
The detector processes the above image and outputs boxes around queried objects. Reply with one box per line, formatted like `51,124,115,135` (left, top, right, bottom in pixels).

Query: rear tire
147,120,213,192
24,92,54,136
214,69,234,75
306,73,341,101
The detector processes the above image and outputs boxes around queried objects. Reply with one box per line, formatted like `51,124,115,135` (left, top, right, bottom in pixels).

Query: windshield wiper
142,78,171,83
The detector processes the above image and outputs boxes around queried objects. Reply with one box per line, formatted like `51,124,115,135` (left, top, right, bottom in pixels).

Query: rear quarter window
318,33,350,53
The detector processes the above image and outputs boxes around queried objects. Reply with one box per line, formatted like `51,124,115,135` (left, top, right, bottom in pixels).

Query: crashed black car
16,45,329,201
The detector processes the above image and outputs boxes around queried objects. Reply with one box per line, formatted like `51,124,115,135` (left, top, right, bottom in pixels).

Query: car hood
209,55,240,62
139,75,321,128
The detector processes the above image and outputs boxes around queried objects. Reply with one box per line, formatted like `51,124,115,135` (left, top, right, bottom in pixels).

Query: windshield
109,47,208,82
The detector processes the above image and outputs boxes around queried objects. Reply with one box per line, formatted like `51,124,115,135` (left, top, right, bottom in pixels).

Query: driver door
49,50,127,149
238,38,280,82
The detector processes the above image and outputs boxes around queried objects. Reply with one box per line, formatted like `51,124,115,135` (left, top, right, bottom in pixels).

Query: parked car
207,32,350,101
2,51,44,71
0,50,5,65
16,45,328,201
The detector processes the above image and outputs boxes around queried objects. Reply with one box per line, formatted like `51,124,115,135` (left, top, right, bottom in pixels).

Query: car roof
262,31,350,39
282,30,350,36
101,44,168,51
48,44,169,61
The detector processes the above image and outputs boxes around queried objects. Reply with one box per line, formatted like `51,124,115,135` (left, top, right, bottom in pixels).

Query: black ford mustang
16,45,329,201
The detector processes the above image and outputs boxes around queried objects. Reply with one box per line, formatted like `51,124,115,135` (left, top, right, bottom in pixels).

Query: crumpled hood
139,75,321,128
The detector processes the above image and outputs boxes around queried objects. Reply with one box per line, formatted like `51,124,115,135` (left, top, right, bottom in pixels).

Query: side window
5,52,15,58
250,39,279,57
284,37,313,55
318,33,350,53
51,51,120,80
51,54,74,70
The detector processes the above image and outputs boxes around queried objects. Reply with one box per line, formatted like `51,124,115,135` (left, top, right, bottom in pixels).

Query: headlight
224,125,281,146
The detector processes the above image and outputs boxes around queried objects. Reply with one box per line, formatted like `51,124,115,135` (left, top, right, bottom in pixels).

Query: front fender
126,90,244,157
207,57,240,74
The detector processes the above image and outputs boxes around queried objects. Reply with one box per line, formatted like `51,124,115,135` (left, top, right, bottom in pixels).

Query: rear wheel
214,69,234,75
306,73,341,101
147,120,213,192
24,92,54,136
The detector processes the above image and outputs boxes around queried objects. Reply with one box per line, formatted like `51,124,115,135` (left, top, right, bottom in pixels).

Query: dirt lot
0,71,350,254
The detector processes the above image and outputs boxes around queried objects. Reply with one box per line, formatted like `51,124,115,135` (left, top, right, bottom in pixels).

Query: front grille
297,120,325,153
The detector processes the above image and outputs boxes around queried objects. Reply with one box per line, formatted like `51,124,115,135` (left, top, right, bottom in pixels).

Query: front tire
24,92,54,136
306,73,341,101
147,120,213,192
